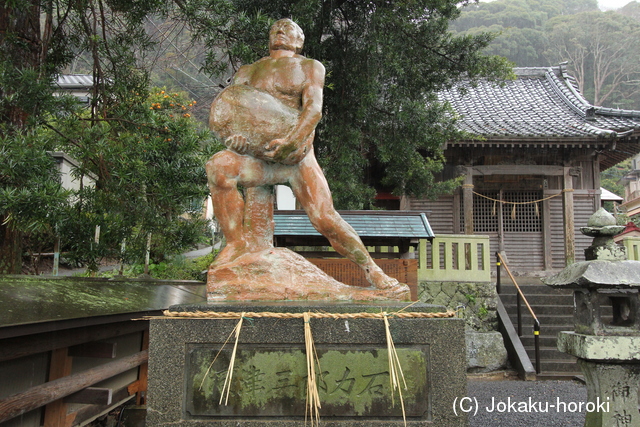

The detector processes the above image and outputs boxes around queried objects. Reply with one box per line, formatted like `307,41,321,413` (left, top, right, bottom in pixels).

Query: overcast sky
478,0,637,11
598,0,636,10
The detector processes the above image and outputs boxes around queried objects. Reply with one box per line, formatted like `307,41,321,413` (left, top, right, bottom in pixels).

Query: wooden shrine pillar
563,167,575,266
462,168,474,235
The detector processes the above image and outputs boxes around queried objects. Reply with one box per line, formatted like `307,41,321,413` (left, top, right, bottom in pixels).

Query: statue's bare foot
212,241,246,266
365,264,411,298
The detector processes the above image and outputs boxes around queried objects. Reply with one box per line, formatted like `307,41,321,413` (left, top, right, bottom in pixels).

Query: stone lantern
544,207,640,427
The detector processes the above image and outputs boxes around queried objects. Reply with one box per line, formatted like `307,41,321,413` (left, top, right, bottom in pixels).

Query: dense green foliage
545,11,640,109
601,158,631,197
453,0,640,110
180,0,513,208
48,90,216,270
0,0,216,273
124,252,216,280
1,0,512,272
0,132,70,273
452,0,599,67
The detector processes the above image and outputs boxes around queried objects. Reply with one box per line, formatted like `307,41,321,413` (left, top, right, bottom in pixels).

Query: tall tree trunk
0,219,23,274
0,2,41,273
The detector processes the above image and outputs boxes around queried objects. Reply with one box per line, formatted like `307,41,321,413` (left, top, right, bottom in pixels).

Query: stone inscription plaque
185,345,430,419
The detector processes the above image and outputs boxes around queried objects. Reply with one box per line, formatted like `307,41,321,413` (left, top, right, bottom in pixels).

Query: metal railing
496,252,541,374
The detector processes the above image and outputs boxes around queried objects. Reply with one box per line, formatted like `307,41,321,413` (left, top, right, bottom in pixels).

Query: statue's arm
264,59,325,162
220,65,253,154
233,64,252,85
288,59,325,146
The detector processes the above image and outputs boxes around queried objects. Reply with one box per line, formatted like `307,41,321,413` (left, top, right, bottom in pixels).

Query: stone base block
147,302,466,426
466,331,508,373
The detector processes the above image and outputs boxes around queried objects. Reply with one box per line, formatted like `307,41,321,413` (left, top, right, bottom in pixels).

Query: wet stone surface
0,276,205,327
186,346,428,417
148,303,466,426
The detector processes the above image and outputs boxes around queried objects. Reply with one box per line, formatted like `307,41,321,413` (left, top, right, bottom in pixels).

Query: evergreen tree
1,0,512,271
181,0,513,208
0,0,214,273
451,0,599,68
546,11,640,109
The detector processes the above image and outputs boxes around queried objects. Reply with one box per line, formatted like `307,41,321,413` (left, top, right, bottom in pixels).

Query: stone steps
498,279,581,377
500,293,574,306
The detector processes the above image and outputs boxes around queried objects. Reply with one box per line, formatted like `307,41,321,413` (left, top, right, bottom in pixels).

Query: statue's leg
243,186,275,252
290,154,406,291
206,150,247,264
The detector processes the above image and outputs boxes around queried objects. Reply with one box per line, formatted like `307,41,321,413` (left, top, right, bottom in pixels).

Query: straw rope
219,313,243,405
162,310,456,319
384,313,408,426
472,188,573,205
165,307,450,426
304,312,321,427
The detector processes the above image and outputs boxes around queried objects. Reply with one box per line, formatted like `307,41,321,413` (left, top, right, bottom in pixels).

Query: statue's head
269,19,304,54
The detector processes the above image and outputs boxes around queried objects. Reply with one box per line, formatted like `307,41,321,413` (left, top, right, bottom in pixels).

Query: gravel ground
466,380,587,427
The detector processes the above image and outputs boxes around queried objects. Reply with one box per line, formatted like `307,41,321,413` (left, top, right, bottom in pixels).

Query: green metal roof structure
273,210,434,248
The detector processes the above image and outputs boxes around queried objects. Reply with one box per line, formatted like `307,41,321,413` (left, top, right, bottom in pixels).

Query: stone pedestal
558,332,640,427
579,360,640,427
147,302,466,426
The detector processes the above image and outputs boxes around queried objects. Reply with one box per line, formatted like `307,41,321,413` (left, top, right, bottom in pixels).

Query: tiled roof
274,210,434,239
439,67,640,140
56,74,94,89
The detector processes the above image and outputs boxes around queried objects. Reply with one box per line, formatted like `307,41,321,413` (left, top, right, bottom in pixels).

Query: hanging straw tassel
511,204,516,220
492,200,497,217
535,202,540,218
199,316,242,392
304,312,321,426
219,312,245,406
383,313,407,427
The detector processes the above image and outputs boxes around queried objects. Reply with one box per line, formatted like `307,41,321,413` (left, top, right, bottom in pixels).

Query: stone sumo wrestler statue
206,19,410,301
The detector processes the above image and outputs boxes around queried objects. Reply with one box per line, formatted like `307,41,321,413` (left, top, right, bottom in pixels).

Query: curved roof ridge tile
558,71,592,108
545,69,590,118
595,106,640,119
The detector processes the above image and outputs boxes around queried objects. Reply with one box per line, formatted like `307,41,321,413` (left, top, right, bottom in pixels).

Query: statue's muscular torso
234,55,319,111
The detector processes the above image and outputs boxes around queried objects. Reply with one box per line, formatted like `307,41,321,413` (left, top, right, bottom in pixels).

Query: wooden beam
68,342,117,359
472,165,565,176
64,388,112,405
67,385,133,427
0,321,147,363
593,157,602,208
136,329,149,405
43,348,73,427
453,189,461,234
497,190,505,254
0,350,148,424
0,312,159,341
